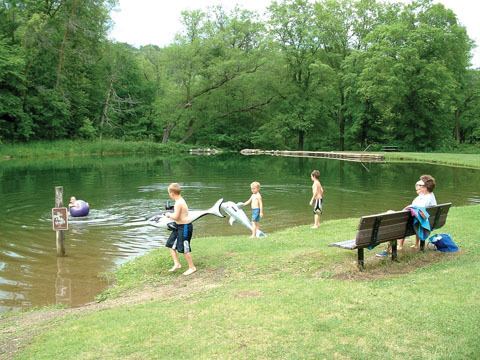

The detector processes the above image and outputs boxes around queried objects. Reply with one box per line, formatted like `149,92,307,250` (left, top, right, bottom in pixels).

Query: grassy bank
383,152,480,169
2,204,479,359
0,139,191,159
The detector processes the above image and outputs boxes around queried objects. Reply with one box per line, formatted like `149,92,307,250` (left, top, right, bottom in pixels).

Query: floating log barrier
189,148,221,155
240,149,384,162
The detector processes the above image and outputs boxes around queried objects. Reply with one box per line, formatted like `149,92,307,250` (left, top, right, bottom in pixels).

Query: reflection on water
55,257,71,306
1,154,479,312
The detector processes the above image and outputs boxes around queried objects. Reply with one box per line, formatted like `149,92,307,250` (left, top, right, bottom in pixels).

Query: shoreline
1,140,479,169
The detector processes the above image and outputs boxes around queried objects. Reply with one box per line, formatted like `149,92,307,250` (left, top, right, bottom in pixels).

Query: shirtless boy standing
165,183,196,276
309,170,324,229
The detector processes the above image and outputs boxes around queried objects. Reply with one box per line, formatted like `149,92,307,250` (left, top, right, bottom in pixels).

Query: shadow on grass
313,246,461,281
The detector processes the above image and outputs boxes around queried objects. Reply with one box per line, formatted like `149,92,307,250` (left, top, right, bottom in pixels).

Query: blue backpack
428,233,459,253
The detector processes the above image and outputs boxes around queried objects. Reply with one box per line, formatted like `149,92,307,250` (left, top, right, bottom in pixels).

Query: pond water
1,154,479,312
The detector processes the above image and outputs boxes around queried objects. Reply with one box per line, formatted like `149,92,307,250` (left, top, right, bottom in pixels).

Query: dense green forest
1,0,479,151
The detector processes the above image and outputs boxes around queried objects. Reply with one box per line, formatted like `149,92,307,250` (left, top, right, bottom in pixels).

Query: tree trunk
56,0,78,89
298,130,305,150
178,118,195,144
454,109,461,143
338,89,345,151
162,124,175,143
99,76,114,139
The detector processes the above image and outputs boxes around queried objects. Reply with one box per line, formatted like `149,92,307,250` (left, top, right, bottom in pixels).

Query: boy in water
309,170,324,228
165,183,196,276
68,196,80,209
243,181,263,238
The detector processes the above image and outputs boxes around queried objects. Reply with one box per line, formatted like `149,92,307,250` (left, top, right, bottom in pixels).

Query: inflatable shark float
125,198,266,237
145,198,225,229
221,201,266,237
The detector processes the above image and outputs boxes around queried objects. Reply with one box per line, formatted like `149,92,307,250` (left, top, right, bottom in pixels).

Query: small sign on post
52,207,68,231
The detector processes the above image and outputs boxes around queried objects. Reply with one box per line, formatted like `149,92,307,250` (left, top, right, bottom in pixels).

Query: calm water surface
1,154,479,312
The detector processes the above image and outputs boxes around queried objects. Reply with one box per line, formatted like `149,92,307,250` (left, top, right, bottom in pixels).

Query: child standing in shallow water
309,170,324,228
242,181,263,238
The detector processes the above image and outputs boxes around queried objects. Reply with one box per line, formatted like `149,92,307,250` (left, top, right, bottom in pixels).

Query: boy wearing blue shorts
242,181,263,238
165,183,196,276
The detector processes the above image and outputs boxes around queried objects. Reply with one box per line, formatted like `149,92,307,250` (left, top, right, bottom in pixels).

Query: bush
78,118,97,140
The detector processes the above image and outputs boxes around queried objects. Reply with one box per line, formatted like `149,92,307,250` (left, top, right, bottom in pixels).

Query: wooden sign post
53,186,67,256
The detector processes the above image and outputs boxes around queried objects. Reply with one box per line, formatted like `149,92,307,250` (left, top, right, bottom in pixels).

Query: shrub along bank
0,139,191,159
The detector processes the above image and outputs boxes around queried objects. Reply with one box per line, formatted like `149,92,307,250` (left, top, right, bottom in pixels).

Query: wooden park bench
329,203,452,270
381,145,399,152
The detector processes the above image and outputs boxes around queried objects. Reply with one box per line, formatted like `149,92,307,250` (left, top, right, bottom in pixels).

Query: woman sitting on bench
376,174,437,257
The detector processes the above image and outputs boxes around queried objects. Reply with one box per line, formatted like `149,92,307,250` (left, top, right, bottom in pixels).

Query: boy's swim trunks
252,208,261,222
313,198,323,215
166,223,193,253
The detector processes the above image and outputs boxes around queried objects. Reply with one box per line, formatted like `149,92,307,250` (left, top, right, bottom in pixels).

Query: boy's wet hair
168,183,181,195
420,175,436,192
250,181,260,189
311,170,320,179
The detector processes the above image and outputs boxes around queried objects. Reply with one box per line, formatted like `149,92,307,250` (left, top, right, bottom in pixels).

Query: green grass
0,139,191,159
5,205,479,359
384,152,480,169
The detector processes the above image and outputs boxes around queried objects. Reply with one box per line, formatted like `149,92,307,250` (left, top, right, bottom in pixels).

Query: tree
314,0,389,150
94,42,154,140
267,0,325,150
455,69,480,143
352,0,472,150
0,37,31,141
152,6,267,144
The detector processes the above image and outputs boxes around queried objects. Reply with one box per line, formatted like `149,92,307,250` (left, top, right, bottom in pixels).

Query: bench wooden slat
355,211,411,247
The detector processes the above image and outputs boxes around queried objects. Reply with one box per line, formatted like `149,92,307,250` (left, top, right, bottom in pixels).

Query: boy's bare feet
311,225,319,229
410,244,418,248
183,268,197,276
168,264,181,272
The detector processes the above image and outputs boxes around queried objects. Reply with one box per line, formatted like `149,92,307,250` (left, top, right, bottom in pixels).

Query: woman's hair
311,170,320,179
168,183,182,195
420,175,436,192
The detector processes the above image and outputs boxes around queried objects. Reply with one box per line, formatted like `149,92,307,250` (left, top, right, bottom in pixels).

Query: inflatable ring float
70,200,90,217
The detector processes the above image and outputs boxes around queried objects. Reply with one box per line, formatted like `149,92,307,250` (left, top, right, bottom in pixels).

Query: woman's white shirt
411,192,437,207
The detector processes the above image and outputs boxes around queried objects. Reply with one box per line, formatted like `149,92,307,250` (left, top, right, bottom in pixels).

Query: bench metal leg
358,248,365,271
391,240,398,261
